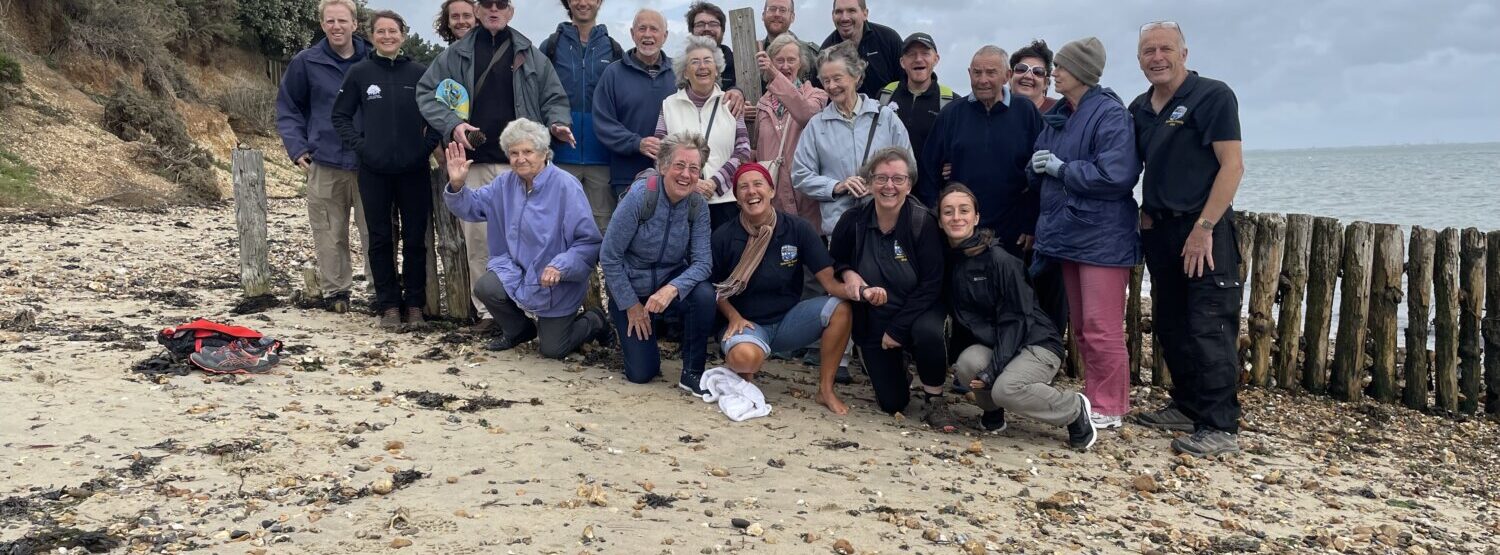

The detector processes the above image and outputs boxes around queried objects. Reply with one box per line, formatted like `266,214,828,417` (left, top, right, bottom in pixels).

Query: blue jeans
609,281,716,384
721,296,842,356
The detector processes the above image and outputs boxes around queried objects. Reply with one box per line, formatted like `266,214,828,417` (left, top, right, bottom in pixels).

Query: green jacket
417,27,571,140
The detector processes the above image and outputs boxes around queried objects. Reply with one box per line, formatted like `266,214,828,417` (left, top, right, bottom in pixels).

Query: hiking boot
485,325,536,352
585,309,613,347
1171,429,1241,458
1135,406,1195,432
678,369,708,396
471,318,496,333
981,408,1008,432
378,308,402,331
404,307,427,331
1067,393,1098,451
190,338,281,374
923,395,959,433
1090,412,1124,429
327,293,351,314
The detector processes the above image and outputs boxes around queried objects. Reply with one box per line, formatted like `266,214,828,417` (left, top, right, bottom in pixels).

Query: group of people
276,0,1246,457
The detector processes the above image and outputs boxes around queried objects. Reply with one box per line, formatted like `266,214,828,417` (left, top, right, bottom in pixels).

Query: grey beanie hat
1054,37,1106,87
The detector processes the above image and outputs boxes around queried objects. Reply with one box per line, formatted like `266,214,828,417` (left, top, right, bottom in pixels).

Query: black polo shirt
1129,72,1240,214
821,21,904,99
711,212,833,324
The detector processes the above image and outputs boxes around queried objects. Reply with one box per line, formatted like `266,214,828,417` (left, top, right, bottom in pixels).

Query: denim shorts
721,296,842,356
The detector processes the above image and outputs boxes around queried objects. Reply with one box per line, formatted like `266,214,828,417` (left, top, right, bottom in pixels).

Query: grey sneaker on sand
1171,429,1241,458
1134,406,1195,432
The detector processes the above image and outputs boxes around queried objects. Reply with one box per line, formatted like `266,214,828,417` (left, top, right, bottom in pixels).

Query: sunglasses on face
1013,63,1047,78
477,0,509,8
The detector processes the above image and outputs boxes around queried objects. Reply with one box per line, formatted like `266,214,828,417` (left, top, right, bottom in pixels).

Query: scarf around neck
714,211,778,299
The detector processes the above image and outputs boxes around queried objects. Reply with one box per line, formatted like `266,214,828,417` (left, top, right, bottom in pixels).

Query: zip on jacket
331,52,442,174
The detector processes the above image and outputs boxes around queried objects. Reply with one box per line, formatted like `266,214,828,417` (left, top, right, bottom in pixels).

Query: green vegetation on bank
0,149,43,207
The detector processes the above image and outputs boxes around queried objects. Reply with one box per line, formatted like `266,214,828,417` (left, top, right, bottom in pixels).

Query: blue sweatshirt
920,88,1043,248
542,22,622,166
599,175,712,311
592,50,677,189
276,37,371,170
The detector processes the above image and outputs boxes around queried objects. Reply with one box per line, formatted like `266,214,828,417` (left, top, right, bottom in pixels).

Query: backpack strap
609,37,625,61
862,103,883,163
542,31,560,61
637,175,660,222
938,84,955,109
878,82,897,106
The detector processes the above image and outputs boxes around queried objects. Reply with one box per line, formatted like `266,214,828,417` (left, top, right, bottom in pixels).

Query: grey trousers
474,271,599,359
954,344,1081,427
556,163,614,235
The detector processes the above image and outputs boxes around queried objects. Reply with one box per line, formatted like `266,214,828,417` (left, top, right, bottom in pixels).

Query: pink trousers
1062,262,1131,416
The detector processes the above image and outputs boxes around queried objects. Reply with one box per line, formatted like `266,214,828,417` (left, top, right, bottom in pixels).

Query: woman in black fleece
828,147,953,428
332,10,442,330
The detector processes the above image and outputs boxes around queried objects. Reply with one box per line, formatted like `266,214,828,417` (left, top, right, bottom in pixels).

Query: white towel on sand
697,367,772,421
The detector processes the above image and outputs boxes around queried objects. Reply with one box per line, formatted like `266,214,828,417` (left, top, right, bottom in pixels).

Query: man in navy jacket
541,0,625,234
593,9,677,201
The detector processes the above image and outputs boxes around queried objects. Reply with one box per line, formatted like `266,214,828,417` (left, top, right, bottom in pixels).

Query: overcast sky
378,0,1500,150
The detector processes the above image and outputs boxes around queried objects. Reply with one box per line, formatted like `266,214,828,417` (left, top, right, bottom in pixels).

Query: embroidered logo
893,240,907,262
780,245,799,267
366,84,383,100
1167,105,1187,126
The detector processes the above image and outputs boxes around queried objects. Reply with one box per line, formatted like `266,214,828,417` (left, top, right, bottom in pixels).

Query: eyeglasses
1013,63,1047,78
693,20,723,30
871,174,909,186
764,6,790,15
670,161,702,174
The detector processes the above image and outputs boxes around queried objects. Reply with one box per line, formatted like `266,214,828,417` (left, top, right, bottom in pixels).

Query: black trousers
708,202,740,235
1142,209,1243,433
856,306,948,414
358,167,431,312
475,271,601,360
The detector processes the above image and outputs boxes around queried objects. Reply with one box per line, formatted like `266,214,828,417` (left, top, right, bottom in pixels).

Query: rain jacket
1028,86,1142,267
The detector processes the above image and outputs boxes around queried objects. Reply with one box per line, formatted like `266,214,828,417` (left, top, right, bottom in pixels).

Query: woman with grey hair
754,32,828,230
793,41,912,238
600,132,717,395
442,118,609,359
654,34,751,232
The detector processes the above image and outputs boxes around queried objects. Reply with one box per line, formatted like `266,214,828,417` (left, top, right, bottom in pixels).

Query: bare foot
816,391,849,415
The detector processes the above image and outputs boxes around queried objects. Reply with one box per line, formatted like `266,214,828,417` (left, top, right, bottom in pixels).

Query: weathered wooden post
1247,213,1285,387
1403,227,1436,410
431,164,472,321
1367,224,1405,402
1275,214,1313,389
1484,230,1500,415
1234,211,1258,287
1152,331,1172,389
729,7,763,107
1127,264,1144,385
1331,221,1374,401
1302,217,1343,393
424,224,441,316
232,148,271,298
1434,228,1461,413
1458,228,1487,414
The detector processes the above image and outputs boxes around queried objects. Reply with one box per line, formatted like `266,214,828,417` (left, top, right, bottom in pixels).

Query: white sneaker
1089,412,1123,429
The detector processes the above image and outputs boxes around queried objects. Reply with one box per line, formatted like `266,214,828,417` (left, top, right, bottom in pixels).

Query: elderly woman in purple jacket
1027,37,1143,429
444,118,610,358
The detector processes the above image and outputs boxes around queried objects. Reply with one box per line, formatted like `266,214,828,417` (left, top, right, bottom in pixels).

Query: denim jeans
609,281,716,384
721,296,841,355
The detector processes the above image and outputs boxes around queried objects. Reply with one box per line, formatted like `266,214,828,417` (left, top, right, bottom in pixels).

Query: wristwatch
1197,217,1214,231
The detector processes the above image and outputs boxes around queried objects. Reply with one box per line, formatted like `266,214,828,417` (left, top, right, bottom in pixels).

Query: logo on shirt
1167,105,1187,126
893,240,907,262
366,84,383,100
780,245,799,267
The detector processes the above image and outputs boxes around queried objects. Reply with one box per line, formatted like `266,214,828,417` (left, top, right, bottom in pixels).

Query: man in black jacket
820,0,902,99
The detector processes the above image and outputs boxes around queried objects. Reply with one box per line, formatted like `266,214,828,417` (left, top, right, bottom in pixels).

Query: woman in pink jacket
754,32,829,231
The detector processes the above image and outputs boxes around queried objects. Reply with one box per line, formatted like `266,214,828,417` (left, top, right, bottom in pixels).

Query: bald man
593,10,680,203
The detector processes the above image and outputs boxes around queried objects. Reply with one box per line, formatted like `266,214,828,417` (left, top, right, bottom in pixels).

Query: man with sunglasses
418,0,572,329
1128,21,1245,458
1009,39,1058,113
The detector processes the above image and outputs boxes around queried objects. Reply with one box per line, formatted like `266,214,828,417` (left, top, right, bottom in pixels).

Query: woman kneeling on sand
710,163,855,414
938,184,1097,450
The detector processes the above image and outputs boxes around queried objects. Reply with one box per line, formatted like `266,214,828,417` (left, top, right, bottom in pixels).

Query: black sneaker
485,325,537,352
678,369,708,396
1135,405,1195,432
981,409,1008,432
1067,393,1098,451
834,365,854,385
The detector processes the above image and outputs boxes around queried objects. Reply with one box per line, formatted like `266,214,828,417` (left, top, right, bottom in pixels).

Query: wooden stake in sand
431,165,472,321
1434,227,1461,413
1234,211,1257,287
1458,228,1487,414
1484,230,1500,415
232,148,270,298
1331,221,1373,402
1367,224,1405,402
1403,227,1436,410
1302,217,1343,394
1275,214,1313,389
1248,213,1285,387
1127,264,1144,385
729,8,763,107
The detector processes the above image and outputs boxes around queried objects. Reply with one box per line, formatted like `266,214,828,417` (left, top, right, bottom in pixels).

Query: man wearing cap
418,0,572,329
1127,21,1245,458
878,32,954,193
820,0,903,99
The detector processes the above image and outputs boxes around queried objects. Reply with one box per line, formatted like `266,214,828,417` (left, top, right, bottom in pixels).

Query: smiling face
762,0,793,36
899,44,937,86
631,11,666,59
691,11,723,43
662,148,703,202
968,51,1009,106
772,42,802,80
445,1,475,40
1053,65,1084,98
819,59,857,106
938,189,979,242
567,0,600,24
371,17,404,57
476,0,512,34
1009,55,1049,99
735,171,775,218
1138,27,1188,88
507,139,546,182
869,159,911,212
685,46,718,93
831,0,865,41
320,4,356,50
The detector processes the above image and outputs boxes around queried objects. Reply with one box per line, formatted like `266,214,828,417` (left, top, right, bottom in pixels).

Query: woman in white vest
653,34,752,232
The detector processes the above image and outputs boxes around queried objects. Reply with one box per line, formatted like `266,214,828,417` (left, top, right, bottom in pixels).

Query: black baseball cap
902,33,936,54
